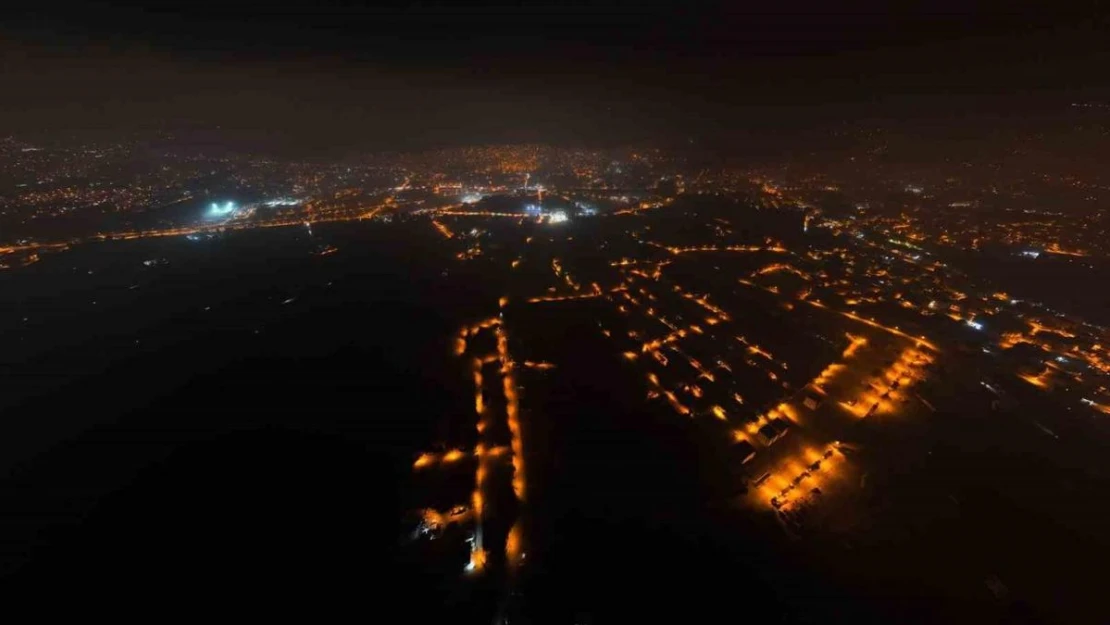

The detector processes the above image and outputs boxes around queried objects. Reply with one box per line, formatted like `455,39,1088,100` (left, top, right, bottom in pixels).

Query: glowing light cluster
263,197,300,207
1019,368,1052,389
753,263,811,280
838,346,933,418
207,201,236,218
644,241,789,256
527,292,602,304
762,445,841,510
841,333,868,359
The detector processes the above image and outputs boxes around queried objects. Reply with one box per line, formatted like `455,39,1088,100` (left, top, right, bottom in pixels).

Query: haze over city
2,2,1109,623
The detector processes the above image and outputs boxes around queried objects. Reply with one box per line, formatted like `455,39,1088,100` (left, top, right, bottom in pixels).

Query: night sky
4,1,1108,153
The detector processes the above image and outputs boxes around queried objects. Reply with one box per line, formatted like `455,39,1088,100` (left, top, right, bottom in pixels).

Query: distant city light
263,197,300,207
548,211,568,224
966,320,984,331
460,193,485,204
1020,250,1041,259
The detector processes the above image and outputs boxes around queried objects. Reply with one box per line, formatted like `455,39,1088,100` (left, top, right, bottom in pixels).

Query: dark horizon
4,2,1109,155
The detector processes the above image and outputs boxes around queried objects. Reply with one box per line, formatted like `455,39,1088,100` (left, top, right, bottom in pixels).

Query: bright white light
548,211,568,224
460,193,485,204
966,320,984,331
208,201,236,217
